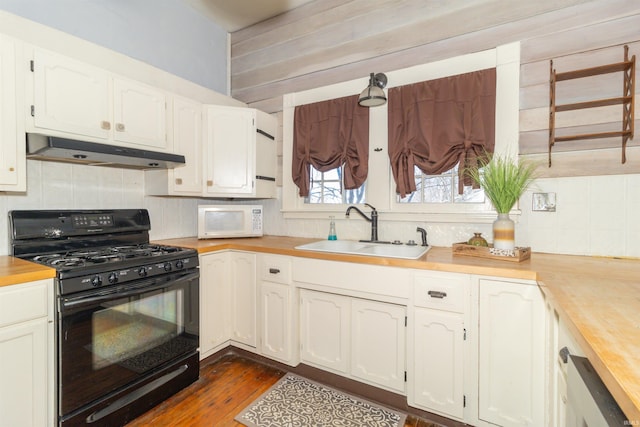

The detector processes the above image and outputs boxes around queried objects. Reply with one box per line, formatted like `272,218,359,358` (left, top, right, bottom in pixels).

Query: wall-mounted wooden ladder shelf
548,45,635,167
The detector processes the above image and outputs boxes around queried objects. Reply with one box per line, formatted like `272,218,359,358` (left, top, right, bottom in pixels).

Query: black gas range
10,209,198,295
10,209,200,427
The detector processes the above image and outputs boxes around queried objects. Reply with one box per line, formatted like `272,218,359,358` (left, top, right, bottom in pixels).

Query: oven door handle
60,270,200,311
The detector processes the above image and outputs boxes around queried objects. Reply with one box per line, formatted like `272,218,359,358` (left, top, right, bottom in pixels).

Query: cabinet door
171,97,202,195
260,281,292,363
229,252,256,347
300,289,350,374
411,308,465,419
0,35,25,191
199,253,231,357
0,318,49,427
204,106,255,196
32,49,111,139
478,279,545,427
113,77,168,150
351,299,406,393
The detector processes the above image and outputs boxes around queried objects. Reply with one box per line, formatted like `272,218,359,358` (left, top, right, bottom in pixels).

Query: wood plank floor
126,353,442,427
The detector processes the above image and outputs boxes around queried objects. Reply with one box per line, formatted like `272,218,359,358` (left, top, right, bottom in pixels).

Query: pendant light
358,72,388,107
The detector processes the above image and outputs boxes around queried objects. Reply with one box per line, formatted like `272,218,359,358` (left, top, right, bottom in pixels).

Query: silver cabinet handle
428,290,447,299
269,268,280,274
115,123,125,132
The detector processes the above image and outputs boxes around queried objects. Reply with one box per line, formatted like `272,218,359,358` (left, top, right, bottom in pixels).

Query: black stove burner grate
28,244,191,270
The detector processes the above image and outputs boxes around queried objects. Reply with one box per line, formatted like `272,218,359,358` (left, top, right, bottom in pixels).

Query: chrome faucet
345,203,387,243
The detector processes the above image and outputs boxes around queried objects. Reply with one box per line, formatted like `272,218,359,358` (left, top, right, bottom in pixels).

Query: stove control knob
163,262,173,272
91,275,103,287
138,266,148,277
176,260,184,270
108,272,119,284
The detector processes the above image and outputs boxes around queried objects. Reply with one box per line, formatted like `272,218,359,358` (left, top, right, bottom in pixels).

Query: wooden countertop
0,256,56,287
155,235,640,422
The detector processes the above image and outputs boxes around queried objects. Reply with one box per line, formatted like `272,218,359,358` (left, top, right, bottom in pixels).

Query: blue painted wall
0,0,228,94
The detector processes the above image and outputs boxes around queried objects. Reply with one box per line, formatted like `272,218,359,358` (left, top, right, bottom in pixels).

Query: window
305,165,366,204
398,164,485,204
282,43,519,223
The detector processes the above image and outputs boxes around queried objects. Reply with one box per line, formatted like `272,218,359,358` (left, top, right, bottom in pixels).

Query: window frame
282,43,521,223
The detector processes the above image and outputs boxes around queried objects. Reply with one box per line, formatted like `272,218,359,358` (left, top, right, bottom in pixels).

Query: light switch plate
532,192,556,212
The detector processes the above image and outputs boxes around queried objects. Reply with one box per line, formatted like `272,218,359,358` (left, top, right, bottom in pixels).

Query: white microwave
197,205,263,239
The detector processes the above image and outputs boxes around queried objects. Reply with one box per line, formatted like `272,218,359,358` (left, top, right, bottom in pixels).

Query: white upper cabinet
0,34,26,191
202,106,277,198
146,96,203,196
29,48,169,151
32,49,111,140
204,105,255,196
112,77,167,149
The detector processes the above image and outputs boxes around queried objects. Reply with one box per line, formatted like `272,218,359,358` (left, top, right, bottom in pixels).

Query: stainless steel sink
295,240,430,260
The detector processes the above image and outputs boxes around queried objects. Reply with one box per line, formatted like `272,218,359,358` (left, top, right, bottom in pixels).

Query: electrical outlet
532,192,556,212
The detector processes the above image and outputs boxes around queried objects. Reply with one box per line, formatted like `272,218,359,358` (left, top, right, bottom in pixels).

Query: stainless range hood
26,134,185,169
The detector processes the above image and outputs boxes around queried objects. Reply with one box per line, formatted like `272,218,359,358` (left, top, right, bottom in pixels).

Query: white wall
0,0,228,94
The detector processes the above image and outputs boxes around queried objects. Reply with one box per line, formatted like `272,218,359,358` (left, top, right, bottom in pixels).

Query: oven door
58,269,199,418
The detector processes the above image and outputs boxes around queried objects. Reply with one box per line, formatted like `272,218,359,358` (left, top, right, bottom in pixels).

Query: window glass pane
323,168,340,180
397,163,485,204
345,187,366,204
322,181,343,204
305,165,366,204
424,175,452,203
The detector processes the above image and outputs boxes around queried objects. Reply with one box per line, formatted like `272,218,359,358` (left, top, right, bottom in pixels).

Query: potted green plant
466,153,538,250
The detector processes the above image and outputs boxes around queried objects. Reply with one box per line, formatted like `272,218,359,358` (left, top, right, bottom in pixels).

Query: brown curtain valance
292,94,370,197
387,68,496,197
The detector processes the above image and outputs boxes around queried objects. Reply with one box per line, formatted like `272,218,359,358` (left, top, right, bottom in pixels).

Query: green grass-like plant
467,154,538,214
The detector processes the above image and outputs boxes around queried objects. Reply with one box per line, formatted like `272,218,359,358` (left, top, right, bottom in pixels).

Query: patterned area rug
235,373,407,427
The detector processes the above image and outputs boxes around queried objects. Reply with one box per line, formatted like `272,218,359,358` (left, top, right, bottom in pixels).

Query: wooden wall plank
231,0,593,93
230,0,352,44
523,147,640,177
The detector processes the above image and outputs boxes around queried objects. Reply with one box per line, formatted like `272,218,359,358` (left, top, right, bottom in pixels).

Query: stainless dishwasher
566,355,627,426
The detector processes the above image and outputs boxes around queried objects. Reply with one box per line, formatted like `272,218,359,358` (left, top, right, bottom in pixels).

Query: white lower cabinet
409,272,469,421
0,279,54,427
477,278,545,427
199,252,231,358
351,298,406,392
300,289,351,374
199,251,256,359
258,254,298,366
300,288,406,394
229,251,257,347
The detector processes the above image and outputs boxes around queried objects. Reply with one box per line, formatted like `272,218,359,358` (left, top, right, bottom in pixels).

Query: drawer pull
428,290,447,299
269,268,280,274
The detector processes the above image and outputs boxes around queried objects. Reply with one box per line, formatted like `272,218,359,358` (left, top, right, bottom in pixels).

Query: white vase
493,213,515,250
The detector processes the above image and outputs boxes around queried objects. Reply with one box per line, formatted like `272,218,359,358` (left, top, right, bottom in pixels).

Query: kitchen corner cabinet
0,279,54,427
409,272,469,421
0,34,26,191
30,48,169,152
199,252,231,358
477,278,545,427
203,106,277,198
258,254,298,366
199,251,257,359
229,251,257,347
204,106,255,196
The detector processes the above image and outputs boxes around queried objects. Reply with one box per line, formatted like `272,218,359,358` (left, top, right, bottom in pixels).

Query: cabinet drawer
413,273,468,313
0,280,50,328
260,255,292,284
